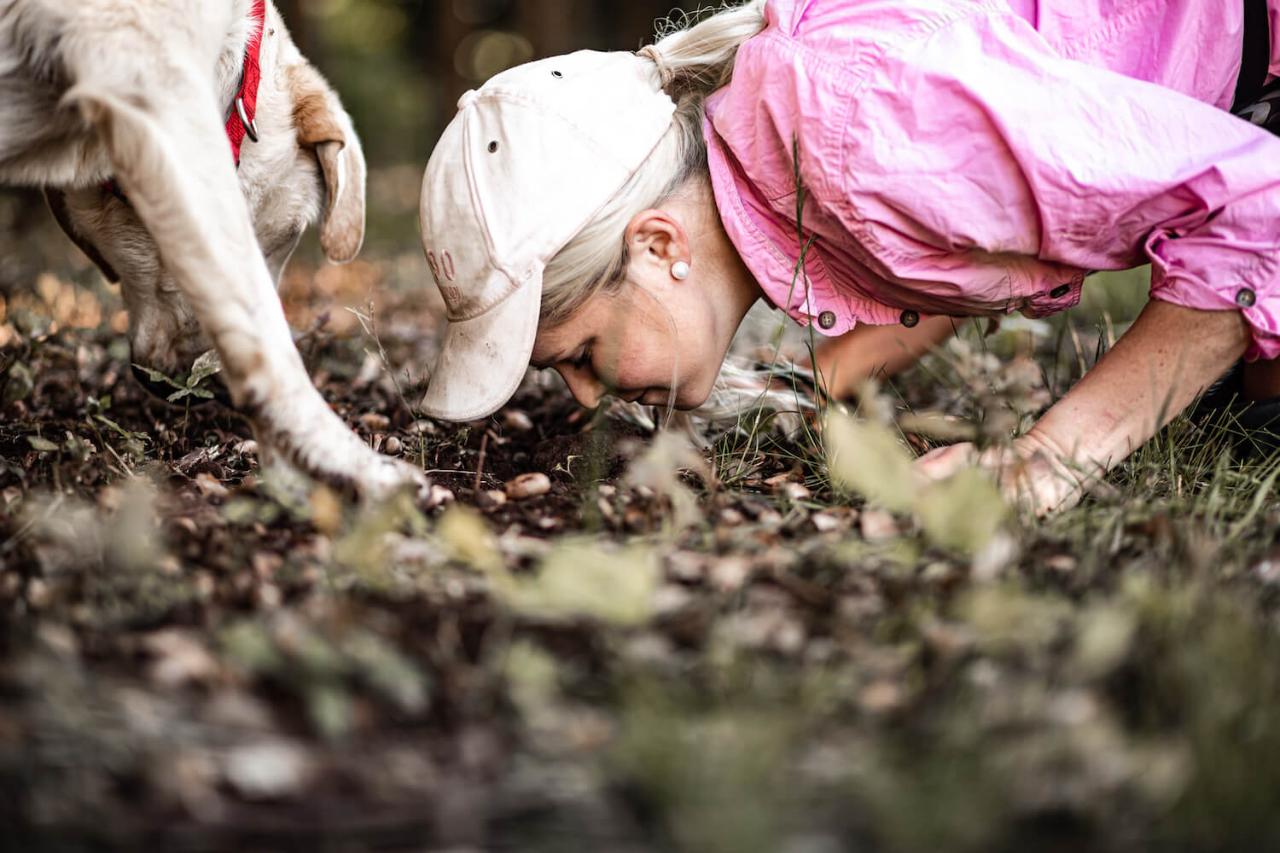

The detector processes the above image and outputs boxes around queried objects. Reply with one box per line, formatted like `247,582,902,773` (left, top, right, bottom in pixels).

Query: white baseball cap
418,50,677,421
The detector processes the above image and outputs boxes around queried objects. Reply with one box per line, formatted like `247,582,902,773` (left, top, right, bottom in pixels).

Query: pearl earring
671,260,691,281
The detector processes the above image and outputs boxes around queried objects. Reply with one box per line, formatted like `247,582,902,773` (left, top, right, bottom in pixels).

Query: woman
418,0,1280,514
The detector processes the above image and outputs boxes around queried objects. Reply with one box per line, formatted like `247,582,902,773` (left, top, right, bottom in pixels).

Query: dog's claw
352,456,431,504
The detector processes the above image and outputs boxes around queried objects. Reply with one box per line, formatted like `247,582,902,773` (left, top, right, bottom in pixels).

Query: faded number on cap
427,250,457,285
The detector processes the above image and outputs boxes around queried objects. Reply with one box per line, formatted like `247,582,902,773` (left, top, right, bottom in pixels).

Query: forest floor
3,186,1280,852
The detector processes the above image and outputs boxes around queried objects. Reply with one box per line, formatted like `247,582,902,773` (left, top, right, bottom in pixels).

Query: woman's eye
574,348,592,369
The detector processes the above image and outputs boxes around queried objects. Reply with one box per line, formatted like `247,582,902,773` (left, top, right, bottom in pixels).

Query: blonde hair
538,1,768,326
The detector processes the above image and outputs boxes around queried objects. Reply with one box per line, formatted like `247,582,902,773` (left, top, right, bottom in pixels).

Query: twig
474,431,490,493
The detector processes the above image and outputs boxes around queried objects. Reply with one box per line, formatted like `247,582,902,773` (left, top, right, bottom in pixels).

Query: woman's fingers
914,440,1085,517
914,442,979,481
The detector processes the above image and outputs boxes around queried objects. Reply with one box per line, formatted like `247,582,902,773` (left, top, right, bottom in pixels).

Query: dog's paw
355,455,432,504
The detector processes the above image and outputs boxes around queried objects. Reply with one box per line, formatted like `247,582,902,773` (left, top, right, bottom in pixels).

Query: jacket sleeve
838,7,1280,359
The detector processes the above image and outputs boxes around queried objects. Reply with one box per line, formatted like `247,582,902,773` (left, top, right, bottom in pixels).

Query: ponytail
643,1,768,104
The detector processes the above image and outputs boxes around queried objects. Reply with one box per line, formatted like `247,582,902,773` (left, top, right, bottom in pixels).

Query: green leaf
825,410,917,512
187,350,223,386
93,414,149,444
916,468,1008,556
496,540,659,627
131,363,184,390
26,435,60,453
166,387,215,403
2,361,33,405
437,505,504,574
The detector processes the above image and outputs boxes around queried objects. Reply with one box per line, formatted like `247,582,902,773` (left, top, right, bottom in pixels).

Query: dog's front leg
67,63,428,502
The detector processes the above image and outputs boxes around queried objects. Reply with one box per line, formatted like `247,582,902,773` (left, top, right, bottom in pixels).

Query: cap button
1236,287,1257,308
817,311,838,330
457,89,479,110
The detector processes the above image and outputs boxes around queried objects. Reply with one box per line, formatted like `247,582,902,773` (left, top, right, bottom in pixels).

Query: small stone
858,680,905,715
503,410,534,432
812,512,842,533
0,572,23,599
859,509,901,542
1255,557,1280,585
921,562,954,584
506,472,552,500
252,551,283,579
709,556,751,592
719,508,746,526
194,472,229,499
144,630,220,688
782,482,812,502
256,583,283,610
383,436,403,455
426,485,456,509
773,619,806,655
596,496,617,522
756,508,784,527
194,572,216,600
1046,554,1077,573
25,578,50,609
224,741,312,801
666,551,706,583
653,584,693,616
922,621,974,660
764,472,796,490
235,440,258,457
481,489,507,508
358,412,391,432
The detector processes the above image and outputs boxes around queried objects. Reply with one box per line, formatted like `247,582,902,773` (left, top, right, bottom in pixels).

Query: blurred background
277,0,700,163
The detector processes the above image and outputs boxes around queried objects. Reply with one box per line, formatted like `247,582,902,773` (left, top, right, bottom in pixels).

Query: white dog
1,0,426,498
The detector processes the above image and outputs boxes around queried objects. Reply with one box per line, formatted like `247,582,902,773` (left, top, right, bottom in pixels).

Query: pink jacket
704,0,1280,359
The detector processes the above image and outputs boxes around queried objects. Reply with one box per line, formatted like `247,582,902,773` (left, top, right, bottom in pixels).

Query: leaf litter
3,192,1280,851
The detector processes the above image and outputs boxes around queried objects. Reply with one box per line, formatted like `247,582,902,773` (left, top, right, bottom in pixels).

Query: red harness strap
225,0,268,166
103,0,266,200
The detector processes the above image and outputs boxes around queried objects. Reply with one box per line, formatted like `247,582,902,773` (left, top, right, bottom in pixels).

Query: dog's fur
1,0,425,498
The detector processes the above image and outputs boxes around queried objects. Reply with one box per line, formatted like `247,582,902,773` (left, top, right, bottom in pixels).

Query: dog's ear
45,188,121,283
287,63,367,264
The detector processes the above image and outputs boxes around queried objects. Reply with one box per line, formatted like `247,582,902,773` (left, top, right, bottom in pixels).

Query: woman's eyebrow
529,346,570,369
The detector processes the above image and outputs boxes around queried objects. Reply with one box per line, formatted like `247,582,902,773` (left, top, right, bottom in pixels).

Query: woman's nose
557,366,604,409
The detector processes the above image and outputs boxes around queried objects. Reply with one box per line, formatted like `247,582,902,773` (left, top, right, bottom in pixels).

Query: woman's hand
915,432,1090,517
917,301,1249,517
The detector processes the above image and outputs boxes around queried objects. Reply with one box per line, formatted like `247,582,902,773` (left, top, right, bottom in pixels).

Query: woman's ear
625,208,690,274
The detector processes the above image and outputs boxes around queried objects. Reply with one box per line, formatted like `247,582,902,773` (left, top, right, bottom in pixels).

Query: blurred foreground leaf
496,540,658,627
917,467,1008,556
825,410,916,512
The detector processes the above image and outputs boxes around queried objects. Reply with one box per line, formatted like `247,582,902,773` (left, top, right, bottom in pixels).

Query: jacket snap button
1237,287,1257,308
1050,284,1071,299
900,310,920,328
818,311,838,330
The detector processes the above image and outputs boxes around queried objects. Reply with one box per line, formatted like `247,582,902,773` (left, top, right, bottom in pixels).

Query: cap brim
419,275,541,422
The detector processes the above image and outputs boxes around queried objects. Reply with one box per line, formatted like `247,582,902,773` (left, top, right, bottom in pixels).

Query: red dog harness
105,0,266,201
